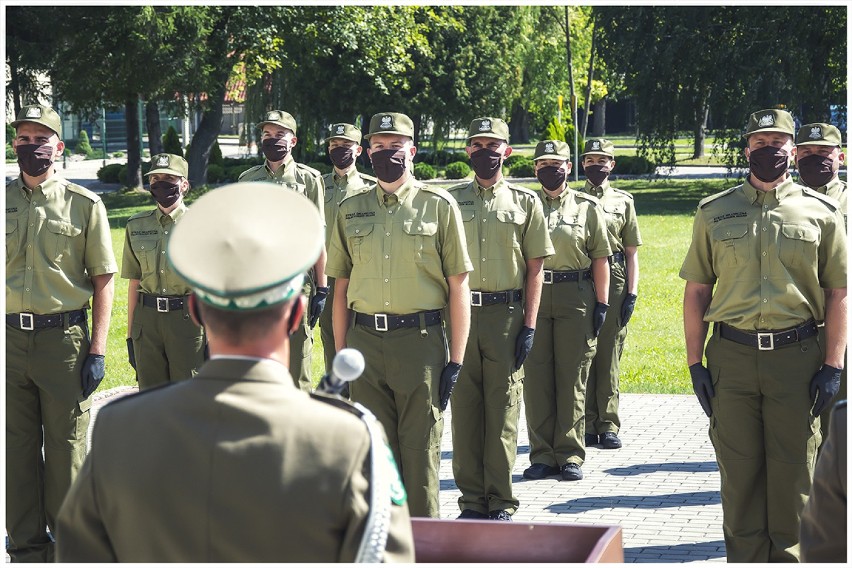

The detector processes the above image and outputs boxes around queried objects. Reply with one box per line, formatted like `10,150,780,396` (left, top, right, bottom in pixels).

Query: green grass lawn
99,178,731,394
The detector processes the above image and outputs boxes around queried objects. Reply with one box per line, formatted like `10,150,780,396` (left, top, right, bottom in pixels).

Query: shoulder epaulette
802,187,840,210
358,173,378,184
127,208,157,222
420,184,456,204
575,191,601,206
698,186,739,208
64,181,102,203
611,187,635,200
237,165,264,180
339,188,372,206
295,162,323,178
507,183,538,199
446,181,472,193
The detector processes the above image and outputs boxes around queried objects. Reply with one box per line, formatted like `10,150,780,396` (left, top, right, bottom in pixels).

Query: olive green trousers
131,300,205,390
289,289,314,392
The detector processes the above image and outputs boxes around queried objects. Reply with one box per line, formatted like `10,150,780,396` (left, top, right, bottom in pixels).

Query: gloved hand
126,338,136,370
514,326,535,371
809,364,842,417
81,354,106,399
620,293,637,327
439,362,463,411
308,286,329,329
689,363,715,417
592,302,609,337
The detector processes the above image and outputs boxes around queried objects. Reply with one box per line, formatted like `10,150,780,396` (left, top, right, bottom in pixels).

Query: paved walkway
79,387,727,563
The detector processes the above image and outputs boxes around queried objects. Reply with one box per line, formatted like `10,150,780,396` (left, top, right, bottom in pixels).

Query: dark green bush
117,161,152,186
226,164,255,181
162,126,183,157
97,163,123,183
444,161,471,180
206,164,226,183
6,123,15,143
6,145,16,161
614,155,655,175
306,161,332,175
209,141,224,166
413,162,436,180
543,117,566,142
75,130,93,156
508,157,536,177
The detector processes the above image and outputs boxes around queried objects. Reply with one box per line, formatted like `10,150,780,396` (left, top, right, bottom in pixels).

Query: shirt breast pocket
6,218,20,259
779,223,818,268
711,223,750,268
403,219,439,266
603,203,625,231
495,210,526,249
346,224,374,265
131,238,160,273
45,219,83,262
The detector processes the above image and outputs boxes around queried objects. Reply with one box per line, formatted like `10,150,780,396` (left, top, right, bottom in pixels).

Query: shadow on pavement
624,540,726,562
546,490,720,514
604,461,718,476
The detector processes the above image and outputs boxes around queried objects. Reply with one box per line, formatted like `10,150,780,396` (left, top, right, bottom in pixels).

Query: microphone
317,348,365,395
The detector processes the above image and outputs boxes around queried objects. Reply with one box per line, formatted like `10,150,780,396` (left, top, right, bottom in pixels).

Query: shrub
444,161,471,180
97,163,123,183
7,123,17,143
75,130,93,156
6,145,16,161
306,161,332,175
226,164,255,181
206,164,226,183
113,151,125,158
614,155,655,175
413,162,436,180
508,157,536,177
543,117,566,143
564,124,585,159
209,141,224,166
162,126,183,157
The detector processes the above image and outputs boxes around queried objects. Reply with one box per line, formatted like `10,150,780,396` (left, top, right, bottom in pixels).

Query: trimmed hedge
508,157,535,177
444,161,471,180
97,163,123,183
414,162,437,180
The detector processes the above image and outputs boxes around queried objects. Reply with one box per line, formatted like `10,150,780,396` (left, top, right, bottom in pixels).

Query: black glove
308,286,329,329
809,364,842,417
126,338,136,370
439,362,463,411
592,302,609,337
513,326,535,371
620,293,637,327
689,363,715,417
81,354,105,399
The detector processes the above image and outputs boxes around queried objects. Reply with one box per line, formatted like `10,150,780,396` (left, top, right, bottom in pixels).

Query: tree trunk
8,49,22,117
411,114,422,149
187,88,225,187
124,96,143,189
592,98,606,137
145,100,164,157
564,6,579,180
581,16,597,139
692,100,709,159
509,100,530,144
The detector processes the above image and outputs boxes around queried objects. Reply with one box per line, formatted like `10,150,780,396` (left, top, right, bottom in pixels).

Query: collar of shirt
15,174,66,200
474,176,508,198
376,175,415,208
540,186,572,206
583,178,611,198
820,175,845,195
743,176,796,205
265,155,295,177
334,167,360,185
156,201,187,225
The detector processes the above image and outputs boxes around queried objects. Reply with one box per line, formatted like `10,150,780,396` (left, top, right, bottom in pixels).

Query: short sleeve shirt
239,157,326,223
326,176,472,314
322,169,375,246
539,188,611,270
818,177,847,228
121,203,193,296
6,175,118,314
582,180,643,252
448,178,554,292
679,177,847,330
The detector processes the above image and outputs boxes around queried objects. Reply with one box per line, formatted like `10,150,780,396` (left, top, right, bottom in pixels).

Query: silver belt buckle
757,332,774,351
543,270,553,285
19,313,34,331
374,313,388,332
156,297,169,312
471,291,482,307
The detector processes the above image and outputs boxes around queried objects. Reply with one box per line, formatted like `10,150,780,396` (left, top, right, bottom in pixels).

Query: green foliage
413,162,437,180
543,117,566,142
6,123,15,143
206,163,226,183
225,164,255,181
209,141,224,166
161,126,183,157
7,145,17,161
75,130,94,156
564,123,585,158
118,161,152,186
508,157,535,177
418,150,467,166
443,161,470,180
97,163,124,183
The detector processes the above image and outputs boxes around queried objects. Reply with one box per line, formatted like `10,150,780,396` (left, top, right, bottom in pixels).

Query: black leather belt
6,309,86,331
471,289,523,307
141,294,187,312
610,251,625,264
543,269,592,285
354,310,442,332
716,320,819,351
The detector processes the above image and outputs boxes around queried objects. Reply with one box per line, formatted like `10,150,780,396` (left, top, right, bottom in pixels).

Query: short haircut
198,301,289,346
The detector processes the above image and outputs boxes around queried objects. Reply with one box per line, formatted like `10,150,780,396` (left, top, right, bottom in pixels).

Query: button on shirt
540,188,611,270
121,203,192,296
583,179,643,253
326,177,472,315
679,177,847,330
322,169,374,246
449,178,554,291
6,176,117,314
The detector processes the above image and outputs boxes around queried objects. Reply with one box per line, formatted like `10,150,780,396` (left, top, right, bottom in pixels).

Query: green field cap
325,123,362,143
167,182,323,310
145,153,188,178
467,117,510,142
534,139,571,161
581,138,615,157
258,110,298,135
364,112,414,139
796,123,842,147
743,108,795,138
11,104,62,137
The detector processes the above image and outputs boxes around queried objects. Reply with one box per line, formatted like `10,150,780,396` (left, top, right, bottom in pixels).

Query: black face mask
797,154,836,188
749,145,790,183
536,166,567,191
329,146,355,170
370,148,408,183
469,148,503,180
262,137,291,162
584,164,612,187
150,180,182,208
16,143,55,177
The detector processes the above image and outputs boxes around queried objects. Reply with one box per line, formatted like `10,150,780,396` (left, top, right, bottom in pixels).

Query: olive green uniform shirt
322,169,375,245
239,156,326,224
448,178,554,291
582,179,643,253
680,177,847,330
539,188,611,269
817,177,847,227
121,203,192,295
326,177,472,314
6,176,118,314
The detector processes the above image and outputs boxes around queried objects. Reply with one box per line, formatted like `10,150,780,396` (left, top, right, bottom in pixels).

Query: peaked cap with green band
796,123,842,147
324,122,362,144
534,139,571,161
364,112,414,139
743,108,795,138
146,153,188,178
466,117,510,142
258,110,298,135
167,182,323,310
11,104,62,137
581,138,615,158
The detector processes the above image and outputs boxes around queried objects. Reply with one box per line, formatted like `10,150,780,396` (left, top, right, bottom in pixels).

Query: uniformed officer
580,138,642,450
448,117,554,521
122,153,205,390
681,108,847,562
319,123,375,374
795,123,847,451
6,104,117,562
326,112,472,518
522,140,611,483
239,110,327,391
55,183,415,562
799,400,847,563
